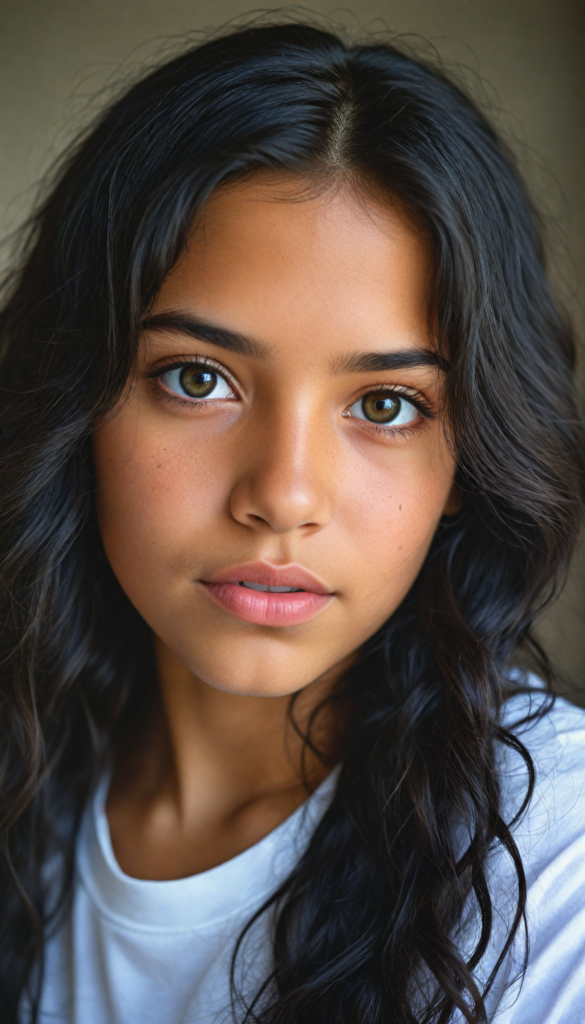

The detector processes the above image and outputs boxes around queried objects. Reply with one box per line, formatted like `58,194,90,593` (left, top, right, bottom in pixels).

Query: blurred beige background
0,0,583,687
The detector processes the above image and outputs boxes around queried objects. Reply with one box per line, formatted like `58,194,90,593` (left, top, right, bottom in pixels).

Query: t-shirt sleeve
482,695,585,1024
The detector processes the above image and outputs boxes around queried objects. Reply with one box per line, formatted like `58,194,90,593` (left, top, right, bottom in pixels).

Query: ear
442,482,462,517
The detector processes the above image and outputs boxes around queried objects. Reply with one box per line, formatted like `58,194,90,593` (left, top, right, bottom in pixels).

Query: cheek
335,443,453,603
93,413,229,584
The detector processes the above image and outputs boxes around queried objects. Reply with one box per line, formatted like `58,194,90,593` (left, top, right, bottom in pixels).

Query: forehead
152,176,435,363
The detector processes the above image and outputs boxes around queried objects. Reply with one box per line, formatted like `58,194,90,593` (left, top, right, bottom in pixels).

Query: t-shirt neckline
77,767,339,934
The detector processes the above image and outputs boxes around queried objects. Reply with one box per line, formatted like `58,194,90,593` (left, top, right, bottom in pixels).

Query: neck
106,636,351,879
155,638,345,812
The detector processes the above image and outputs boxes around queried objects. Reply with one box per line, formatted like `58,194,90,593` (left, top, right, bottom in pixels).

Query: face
93,177,456,698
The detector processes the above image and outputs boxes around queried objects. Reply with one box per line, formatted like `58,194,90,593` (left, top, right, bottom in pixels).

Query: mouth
199,563,334,626
235,581,305,593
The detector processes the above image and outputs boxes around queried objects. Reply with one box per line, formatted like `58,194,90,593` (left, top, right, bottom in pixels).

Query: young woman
1,21,584,1024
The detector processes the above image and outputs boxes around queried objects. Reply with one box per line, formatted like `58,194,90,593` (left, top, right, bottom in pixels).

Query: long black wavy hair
0,20,583,1024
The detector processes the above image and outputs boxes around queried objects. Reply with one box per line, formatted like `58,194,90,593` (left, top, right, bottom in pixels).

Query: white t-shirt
36,692,585,1023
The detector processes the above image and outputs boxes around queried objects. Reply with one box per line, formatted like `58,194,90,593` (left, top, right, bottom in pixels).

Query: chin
216,680,297,698
186,650,318,700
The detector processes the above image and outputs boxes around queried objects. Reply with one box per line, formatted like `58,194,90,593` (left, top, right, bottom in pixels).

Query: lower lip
200,582,332,626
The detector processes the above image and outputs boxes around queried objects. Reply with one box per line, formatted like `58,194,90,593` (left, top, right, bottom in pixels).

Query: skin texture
93,177,457,879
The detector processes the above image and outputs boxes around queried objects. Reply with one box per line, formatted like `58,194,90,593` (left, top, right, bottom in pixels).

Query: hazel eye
348,390,419,426
160,364,233,401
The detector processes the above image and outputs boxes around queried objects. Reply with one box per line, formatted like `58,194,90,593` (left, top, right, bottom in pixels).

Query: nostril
229,473,331,534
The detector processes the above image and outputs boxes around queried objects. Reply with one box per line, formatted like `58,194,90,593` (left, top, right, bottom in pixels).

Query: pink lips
200,563,334,626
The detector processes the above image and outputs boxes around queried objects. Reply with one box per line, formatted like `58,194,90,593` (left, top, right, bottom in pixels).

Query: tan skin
93,175,458,881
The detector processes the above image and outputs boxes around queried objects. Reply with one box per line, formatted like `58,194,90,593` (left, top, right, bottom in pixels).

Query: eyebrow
331,349,446,374
141,311,270,360
142,310,447,373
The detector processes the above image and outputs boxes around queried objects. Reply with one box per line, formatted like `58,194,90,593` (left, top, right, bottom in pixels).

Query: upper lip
202,562,333,595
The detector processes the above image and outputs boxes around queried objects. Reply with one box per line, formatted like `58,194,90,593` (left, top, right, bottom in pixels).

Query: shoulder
485,688,585,1022
500,687,585,867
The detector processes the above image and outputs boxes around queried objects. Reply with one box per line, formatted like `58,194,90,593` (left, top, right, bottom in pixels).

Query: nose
229,408,333,535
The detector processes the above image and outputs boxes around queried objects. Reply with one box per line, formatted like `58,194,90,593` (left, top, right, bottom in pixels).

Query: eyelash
146,355,237,409
146,356,435,435
347,385,434,438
